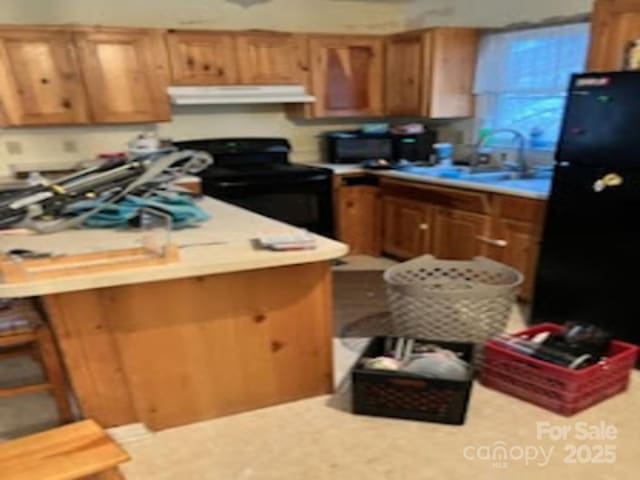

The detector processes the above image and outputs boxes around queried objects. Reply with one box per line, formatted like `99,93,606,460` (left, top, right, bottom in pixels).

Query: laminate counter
0,196,347,297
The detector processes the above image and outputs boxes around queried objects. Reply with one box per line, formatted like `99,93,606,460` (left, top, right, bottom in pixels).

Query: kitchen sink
394,164,553,194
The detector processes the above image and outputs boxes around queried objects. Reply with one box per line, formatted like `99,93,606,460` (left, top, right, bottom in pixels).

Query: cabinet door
494,219,540,302
425,28,478,118
589,0,640,71
0,29,89,125
74,28,170,123
432,208,490,260
382,196,431,259
385,33,423,116
166,31,238,85
309,36,384,118
337,185,381,256
236,32,307,84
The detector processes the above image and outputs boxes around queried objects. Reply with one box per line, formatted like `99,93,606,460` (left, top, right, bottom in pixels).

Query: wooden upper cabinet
166,31,238,85
308,35,384,118
236,32,308,84
74,28,170,124
589,0,640,71
427,28,478,118
385,28,478,119
386,33,424,116
0,28,89,125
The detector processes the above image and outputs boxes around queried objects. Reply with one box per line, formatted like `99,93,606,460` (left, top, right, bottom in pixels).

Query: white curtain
474,23,590,150
474,23,591,95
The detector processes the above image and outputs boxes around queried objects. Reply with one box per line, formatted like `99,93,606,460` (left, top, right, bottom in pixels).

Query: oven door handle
206,175,331,189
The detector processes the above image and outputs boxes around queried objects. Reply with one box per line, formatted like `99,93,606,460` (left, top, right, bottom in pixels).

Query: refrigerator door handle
476,236,508,248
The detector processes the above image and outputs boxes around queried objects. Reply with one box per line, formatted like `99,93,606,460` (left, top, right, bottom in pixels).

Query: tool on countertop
0,148,213,233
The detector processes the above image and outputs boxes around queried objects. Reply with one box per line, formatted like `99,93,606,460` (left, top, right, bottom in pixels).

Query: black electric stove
173,138,334,237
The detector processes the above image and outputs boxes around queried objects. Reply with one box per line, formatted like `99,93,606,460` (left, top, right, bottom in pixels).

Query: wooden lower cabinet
381,196,432,259
432,207,490,260
492,218,540,301
336,185,381,256
374,179,546,301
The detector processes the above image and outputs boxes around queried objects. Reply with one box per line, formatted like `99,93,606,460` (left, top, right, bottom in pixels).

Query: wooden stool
0,298,73,423
0,419,130,479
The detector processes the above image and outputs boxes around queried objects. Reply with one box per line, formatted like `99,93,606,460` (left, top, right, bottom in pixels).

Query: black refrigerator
532,71,640,346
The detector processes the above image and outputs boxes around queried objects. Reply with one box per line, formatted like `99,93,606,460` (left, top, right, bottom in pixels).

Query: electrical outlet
62,140,78,153
5,141,23,155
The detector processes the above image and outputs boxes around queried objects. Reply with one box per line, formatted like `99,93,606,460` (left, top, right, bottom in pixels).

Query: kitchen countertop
317,163,551,200
0,196,348,298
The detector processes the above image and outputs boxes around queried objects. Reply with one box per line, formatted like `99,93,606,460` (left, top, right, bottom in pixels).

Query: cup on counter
433,143,455,168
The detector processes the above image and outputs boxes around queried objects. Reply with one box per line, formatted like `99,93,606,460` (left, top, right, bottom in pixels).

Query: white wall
406,0,592,29
0,0,407,175
1,0,406,33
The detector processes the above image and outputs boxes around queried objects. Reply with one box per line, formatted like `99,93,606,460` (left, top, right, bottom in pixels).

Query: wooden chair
0,419,130,479
0,298,73,423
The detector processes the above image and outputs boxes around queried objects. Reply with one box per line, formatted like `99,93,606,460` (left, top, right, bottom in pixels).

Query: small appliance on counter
323,125,436,167
173,138,334,238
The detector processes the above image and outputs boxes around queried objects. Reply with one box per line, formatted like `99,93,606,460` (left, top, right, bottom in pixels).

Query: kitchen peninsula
0,197,347,431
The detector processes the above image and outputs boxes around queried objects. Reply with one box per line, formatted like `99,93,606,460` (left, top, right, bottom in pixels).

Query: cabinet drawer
380,179,490,214
494,194,546,226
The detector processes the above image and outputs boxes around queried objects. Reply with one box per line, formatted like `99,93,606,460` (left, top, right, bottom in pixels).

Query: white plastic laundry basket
384,255,523,351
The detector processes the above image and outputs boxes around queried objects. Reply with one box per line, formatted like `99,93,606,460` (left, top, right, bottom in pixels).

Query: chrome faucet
475,129,528,174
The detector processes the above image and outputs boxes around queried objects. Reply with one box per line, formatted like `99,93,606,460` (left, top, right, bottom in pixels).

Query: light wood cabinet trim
0,420,130,480
385,32,424,116
0,28,90,125
236,31,309,85
427,27,478,118
42,293,138,427
74,28,170,124
166,30,239,85
308,35,385,118
43,262,334,431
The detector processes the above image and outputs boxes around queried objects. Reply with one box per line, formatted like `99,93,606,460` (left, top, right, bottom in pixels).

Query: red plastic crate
480,323,638,416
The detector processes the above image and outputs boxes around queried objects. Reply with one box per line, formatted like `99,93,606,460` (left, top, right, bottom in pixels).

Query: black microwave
323,130,436,164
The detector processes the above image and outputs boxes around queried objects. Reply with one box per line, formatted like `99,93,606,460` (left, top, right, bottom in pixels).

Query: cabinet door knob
476,236,508,248
419,223,429,231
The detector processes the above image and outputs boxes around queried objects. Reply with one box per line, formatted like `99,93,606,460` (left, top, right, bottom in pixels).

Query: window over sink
474,23,590,151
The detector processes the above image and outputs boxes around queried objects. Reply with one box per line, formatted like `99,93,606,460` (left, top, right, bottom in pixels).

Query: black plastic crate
352,337,474,425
